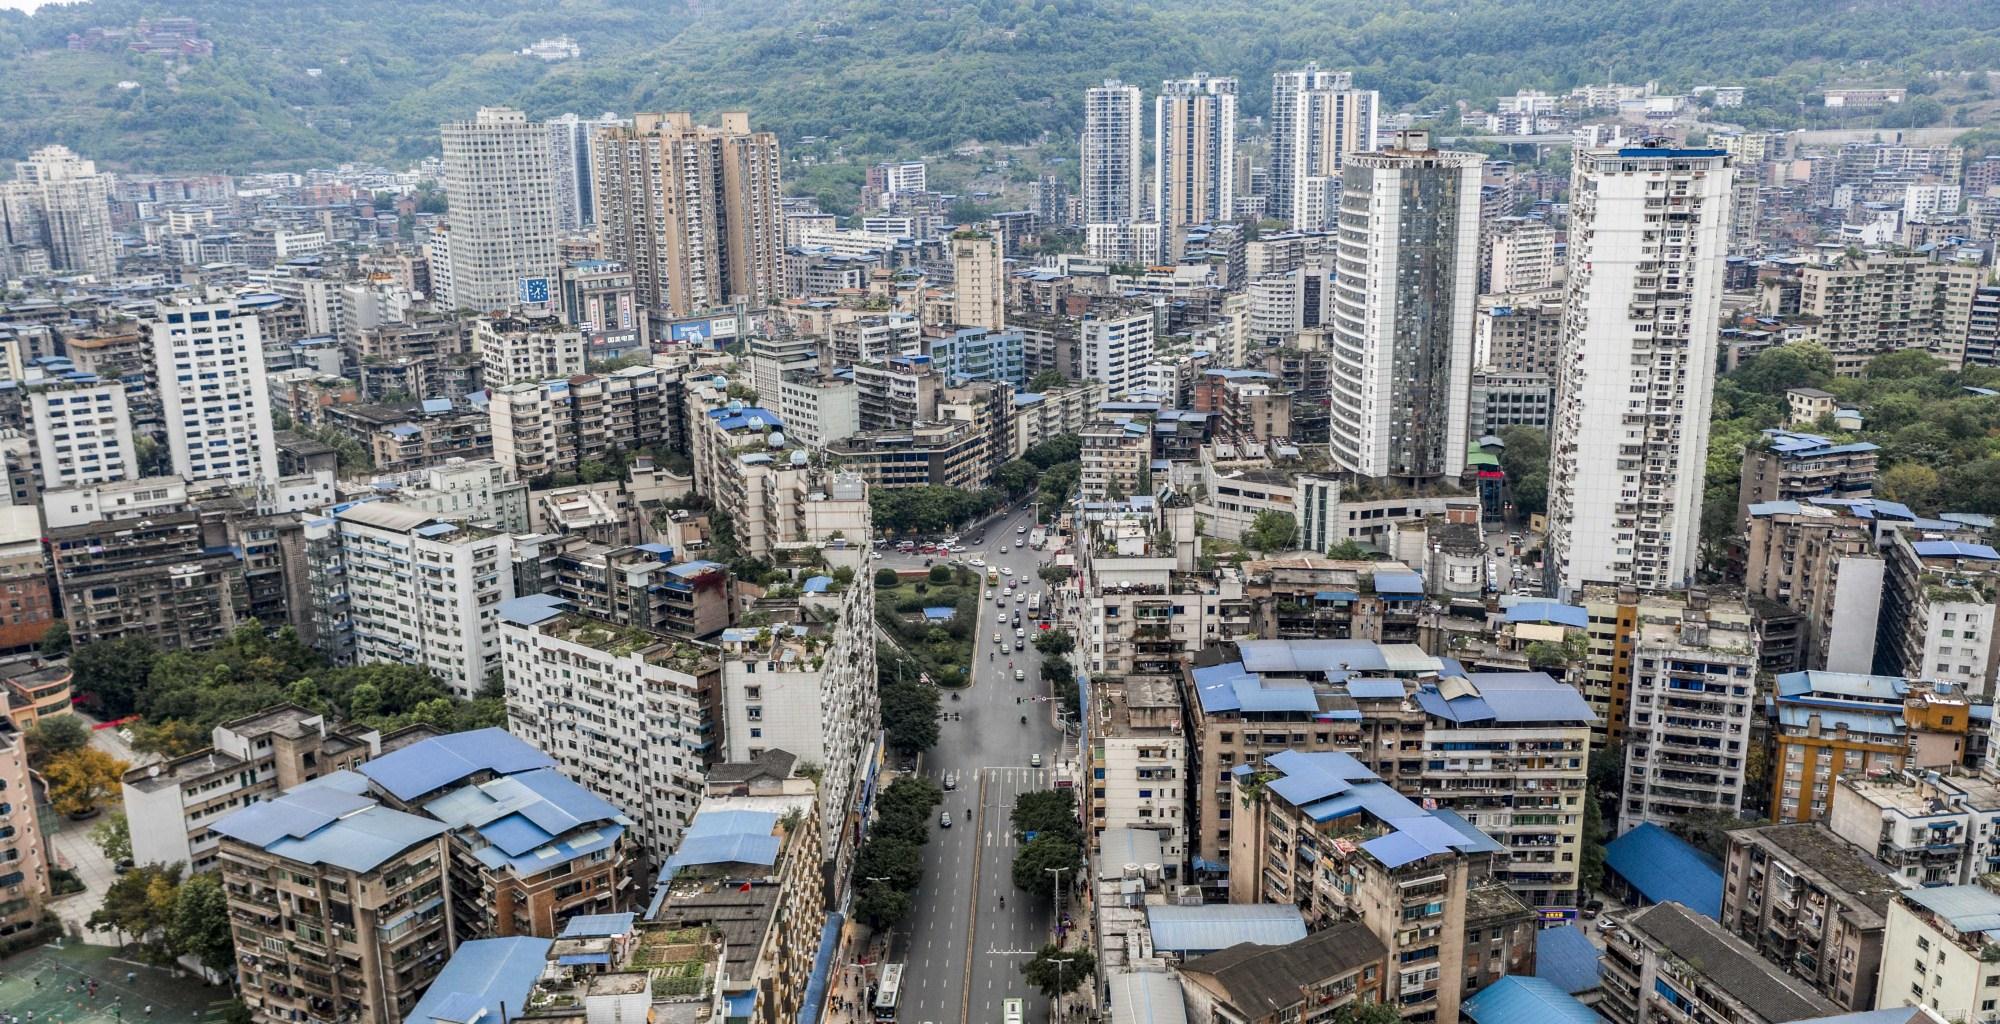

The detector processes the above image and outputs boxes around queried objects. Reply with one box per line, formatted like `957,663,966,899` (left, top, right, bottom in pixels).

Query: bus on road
873,963,904,1021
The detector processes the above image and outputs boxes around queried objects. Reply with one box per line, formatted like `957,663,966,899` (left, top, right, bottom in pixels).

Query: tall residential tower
438,107,561,311
1327,130,1483,483
1154,75,1238,229
592,111,785,319
1081,80,1144,226
1269,65,1378,228
1547,143,1734,594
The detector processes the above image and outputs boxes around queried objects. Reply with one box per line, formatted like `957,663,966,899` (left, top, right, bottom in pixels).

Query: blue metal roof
1604,823,1723,919
797,911,844,1024
664,808,782,873
1236,639,1392,674
424,766,628,877
1905,884,2000,934
1534,923,1603,994
1108,971,1189,1024
213,773,447,874
1146,904,1306,953
1913,540,2000,560
802,575,832,593
1345,679,1406,700
360,728,558,802
559,912,635,939
1416,673,1596,725
1463,976,1600,1024
1503,601,1589,629
407,937,553,1024
421,398,452,415
1372,570,1424,594
498,593,570,626
666,559,725,578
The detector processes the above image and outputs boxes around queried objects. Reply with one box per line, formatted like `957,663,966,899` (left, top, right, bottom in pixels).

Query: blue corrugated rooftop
559,912,635,938
1912,540,2000,560
1463,976,1600,1024
360,728,558,802
406,937,553,1024
1503,601,1589,630
664,808,782,873
1604,823,1723,919
1146,903,1305,953
212,772,448,874
1415,673,1596,726
498,593,570,626
1534,923,1602,994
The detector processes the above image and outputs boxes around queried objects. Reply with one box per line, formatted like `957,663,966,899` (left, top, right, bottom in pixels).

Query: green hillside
1,0,1997,171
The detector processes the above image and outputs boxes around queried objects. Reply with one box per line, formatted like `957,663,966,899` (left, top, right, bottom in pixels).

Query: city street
872,504,1067,1024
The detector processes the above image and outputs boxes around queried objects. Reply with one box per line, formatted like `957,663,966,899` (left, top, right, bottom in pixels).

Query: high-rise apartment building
1,145,117,274
1619,589,1760,834
28,378,135,488
1547,144,1734,595
473,310,586,388
1270,65,1378,227
306,502,514,697
215,773,454,1024
1081,308,1155,400
592,112,784,319
951,230,1005,330
1327,130,1481,483
546,111,624,232
438,107,561,312
151,295,280,484
1154,75,1237,229
1081,80,1144,226
499,596,719,859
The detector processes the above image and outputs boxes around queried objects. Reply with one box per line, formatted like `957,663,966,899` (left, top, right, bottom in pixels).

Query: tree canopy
1242,510,1299,553
0,0,1988,170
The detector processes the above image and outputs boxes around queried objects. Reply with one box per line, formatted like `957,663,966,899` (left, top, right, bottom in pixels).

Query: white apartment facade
500,599,716,859
1082,80,1144,227
474,311,586,387
29,380,135,488
1081,310,1155,399
151,295,280,484
1548,145,1734,594
438,107,560,312
1327,130,1482,482
716,548,878,860
317,501,514,697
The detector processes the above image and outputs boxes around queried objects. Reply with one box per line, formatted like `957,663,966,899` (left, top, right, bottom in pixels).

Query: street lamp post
1047,956,1075,1024
1045,865,1069,937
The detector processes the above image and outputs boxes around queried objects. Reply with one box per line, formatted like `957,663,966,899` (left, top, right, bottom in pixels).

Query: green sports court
0,943,231,1024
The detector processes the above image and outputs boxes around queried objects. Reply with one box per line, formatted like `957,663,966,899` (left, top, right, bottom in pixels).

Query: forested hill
2,0,1998,171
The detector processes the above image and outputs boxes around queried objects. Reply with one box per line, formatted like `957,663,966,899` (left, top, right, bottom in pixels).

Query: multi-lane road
875,504,1066,1024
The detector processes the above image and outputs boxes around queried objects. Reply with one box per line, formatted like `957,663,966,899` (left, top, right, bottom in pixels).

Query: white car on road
970,558,986,567
1001,567,1014,576
993,632,1003,644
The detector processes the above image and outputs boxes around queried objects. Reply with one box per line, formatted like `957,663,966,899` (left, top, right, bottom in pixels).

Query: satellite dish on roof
728,400,745,414
768,431,785,448
790,449,809,466
711,375,728,391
